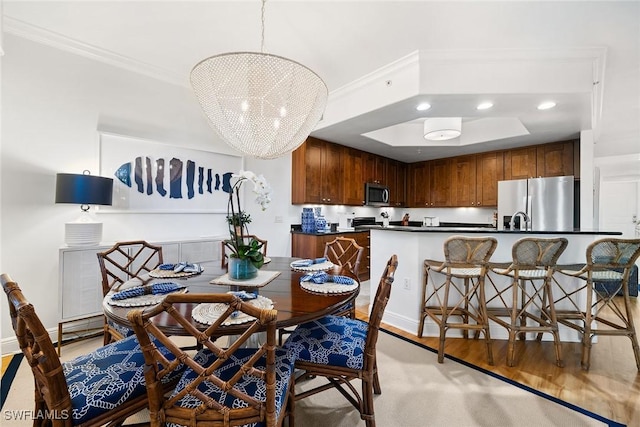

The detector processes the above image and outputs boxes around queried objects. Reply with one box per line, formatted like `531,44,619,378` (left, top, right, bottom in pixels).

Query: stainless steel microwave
365,182,390,206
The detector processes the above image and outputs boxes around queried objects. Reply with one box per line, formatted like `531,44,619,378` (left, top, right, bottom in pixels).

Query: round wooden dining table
102,256,359,336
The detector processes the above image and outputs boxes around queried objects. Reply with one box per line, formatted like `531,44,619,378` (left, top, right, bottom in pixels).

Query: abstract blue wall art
99,132,242,213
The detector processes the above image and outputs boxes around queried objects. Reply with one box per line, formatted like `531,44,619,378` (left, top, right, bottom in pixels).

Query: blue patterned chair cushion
107,318,135,338
283,315,369,370
63,334,180,424
170,347,295,427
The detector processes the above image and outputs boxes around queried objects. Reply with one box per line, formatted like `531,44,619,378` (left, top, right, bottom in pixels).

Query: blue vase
315,215,327,233
228,257,258,280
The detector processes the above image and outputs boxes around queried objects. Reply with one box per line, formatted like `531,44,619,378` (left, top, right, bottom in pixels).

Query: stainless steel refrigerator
497,176,574,231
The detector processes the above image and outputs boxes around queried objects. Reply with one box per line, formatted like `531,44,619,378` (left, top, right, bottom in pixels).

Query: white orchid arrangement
225,170,272,268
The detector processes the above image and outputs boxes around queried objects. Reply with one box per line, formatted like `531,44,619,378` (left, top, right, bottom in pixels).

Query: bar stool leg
438,273,452,363
478,276,494,365
544,276,564,368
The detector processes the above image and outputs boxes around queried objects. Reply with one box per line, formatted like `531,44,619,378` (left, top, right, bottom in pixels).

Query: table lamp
55,171,113,246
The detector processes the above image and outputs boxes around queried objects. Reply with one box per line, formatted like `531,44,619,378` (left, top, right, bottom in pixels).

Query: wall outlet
403,277,411,290
275,216,283,223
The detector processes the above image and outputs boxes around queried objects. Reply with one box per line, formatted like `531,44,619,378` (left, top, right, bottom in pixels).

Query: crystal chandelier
190,0,328,159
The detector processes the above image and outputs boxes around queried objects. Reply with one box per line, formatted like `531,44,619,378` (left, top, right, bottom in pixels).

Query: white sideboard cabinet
57,236,224,353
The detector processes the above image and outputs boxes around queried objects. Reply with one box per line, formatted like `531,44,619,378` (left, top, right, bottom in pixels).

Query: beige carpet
2,332,612,427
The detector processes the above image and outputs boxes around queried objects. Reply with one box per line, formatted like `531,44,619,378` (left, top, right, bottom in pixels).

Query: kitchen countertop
290,229,370,236
359,225,622,235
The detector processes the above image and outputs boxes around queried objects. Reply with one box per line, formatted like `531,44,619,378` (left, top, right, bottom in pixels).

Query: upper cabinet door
291,137,343,205
363,153,386,184
407,161,430,207
429,159,452,207
504,147,537,180
476,151,504,207
342,148,365,206
451,155,477,207
536,140,575,177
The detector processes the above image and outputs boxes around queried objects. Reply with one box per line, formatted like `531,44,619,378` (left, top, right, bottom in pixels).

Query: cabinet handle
477,201,481,205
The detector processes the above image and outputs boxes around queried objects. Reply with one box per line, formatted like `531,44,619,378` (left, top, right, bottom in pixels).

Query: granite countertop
290,225,370,235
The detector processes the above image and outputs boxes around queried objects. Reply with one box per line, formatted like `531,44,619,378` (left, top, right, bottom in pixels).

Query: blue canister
301,208,315,233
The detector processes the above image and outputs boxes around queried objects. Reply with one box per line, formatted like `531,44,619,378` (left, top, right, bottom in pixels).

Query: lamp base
65,222,103,246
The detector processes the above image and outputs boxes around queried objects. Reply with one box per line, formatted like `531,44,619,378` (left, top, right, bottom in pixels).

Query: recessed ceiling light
416,103,431,111
477,102,493,110
537,101,557,110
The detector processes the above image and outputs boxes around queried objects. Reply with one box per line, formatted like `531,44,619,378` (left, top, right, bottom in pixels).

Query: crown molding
3,16,187,87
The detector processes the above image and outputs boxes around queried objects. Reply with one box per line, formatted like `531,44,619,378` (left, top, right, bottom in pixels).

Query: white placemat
107,288,188,307
290,260,335,272
192,295,274,325
209,270,281,287
300,280,359,294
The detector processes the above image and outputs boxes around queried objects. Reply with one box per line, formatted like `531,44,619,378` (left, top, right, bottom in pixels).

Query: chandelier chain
260,0,266,53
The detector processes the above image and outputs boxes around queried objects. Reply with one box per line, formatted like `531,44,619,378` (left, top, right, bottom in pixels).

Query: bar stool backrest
444,236,498,267
586,238,640,271
511,237,569,269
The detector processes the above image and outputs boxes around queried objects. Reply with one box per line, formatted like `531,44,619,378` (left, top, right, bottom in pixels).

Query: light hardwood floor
356,293,640,426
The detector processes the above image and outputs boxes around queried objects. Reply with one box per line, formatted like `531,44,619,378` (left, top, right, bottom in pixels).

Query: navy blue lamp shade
55,173,113,209
55,172,113,246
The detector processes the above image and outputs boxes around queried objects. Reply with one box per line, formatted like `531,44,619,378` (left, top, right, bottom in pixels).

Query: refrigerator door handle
526,195,532,230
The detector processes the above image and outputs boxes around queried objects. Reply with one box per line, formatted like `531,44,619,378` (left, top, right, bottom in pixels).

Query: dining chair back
221,235,268,268
323,237,365,280
97,240,163,344
486,237,568,367
2,273,176,427
97,240,164,295
555,237,640,370
283,254,398,427
127,293,294,427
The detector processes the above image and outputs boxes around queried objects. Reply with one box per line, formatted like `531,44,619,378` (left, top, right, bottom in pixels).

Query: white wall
0,35,294,341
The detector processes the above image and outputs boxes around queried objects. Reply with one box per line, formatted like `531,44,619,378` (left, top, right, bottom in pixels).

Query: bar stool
485,237,568,367
554,238,640,371
418,236,498,364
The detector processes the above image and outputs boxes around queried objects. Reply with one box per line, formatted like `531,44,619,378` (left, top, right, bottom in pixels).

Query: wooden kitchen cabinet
504,146,538,180
408,159,452,207
536,140,574,177
386,159,406,207
476,151,503,207
429,158,452,206
407,161,430,207
291,231,370,280
342,147,366,205
451,155,477,207
291,137,343,204
363,153,386,184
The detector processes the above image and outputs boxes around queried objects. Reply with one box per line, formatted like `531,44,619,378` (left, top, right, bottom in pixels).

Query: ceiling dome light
537,101,557,110
416,103,432,111
423,117,462,141
477,102,493,110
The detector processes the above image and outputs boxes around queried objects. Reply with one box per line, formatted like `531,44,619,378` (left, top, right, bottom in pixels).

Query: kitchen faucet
509,211,531,231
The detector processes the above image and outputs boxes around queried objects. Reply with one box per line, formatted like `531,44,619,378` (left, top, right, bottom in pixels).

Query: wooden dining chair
283,254,398,427
97,240,163,344
127,292,295,427
2,273,183,427
323,236,365,281
221,235,268,268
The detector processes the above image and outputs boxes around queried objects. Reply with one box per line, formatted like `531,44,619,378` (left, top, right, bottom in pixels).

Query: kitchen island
365,226,622,342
